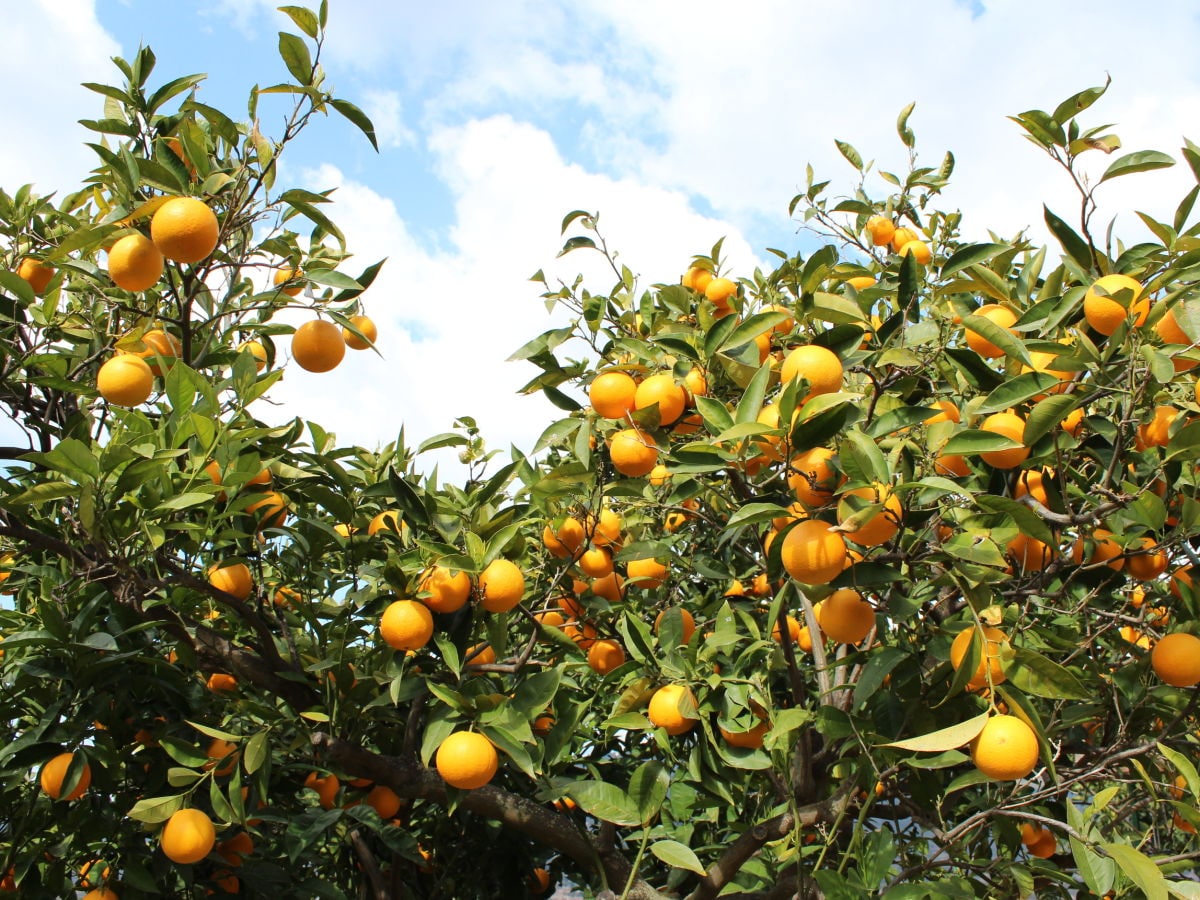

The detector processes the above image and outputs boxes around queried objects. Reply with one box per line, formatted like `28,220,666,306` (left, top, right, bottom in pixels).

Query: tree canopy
2,7,1200,900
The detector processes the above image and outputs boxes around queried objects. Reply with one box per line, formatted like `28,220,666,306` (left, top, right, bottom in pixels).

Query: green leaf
835,139,863,171
651,839,707,876
565,780,643,826
1006,648,1089,700
628,762,669,823
720,312,789,355
1023,393,1079,446
277,32,314,85
1045,206,1094,270
1159,742,1200,802
976,372,1058,414
330,98,378,151
278,5,320,38
881,711,989,752
1052,80,1109,123
1099,150,1175,184
896,102,916,148
941,243,1008,278
974,494,1056,546
243,730,269,775
2,481,77,506
185,720,242,742
962,311,1031,366
940,429,1022,456
127,794,185,824
1101,842,1168,900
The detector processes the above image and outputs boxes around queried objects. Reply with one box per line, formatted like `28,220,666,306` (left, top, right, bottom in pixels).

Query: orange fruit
866,216,895,246
972,714,1039,780
479,558,525,612
128,328,183,375
150,197,220,264
160,808,217,864
626,557,668,590
208,561,252,600
245,490,288,530
654,607,696,645
419,566,472,613
343,315,377,350
847,275,876,290
771,614,802,645
108,232,164,291
817,588,875,644
647,684,699,735
780,345,843,400
39,751,91,800
590,571,625,604
779,519,847,585
1007,533,1054,572
379,599,434,651
304,771,340,809
1069,528,1124,572
1155,306,1193,348
682,266,713,293
950,625,1009,691
576,547,613,578
79,859,110,888
97,354,154,406
609,428,659,477
435,731,499,789
205,738,239,777
837,482,902,548
367,509,404,537
587,639,626,674
466,643,496,666
1126,538,1168,581
589,371,638,419
592,507,623,546
934,453,969,478
563,618,598,649
239,339,269,372
1028,830,1057,859
1151,632,1200,687
206,673,238,693
17,257,55,294
1140,405,1178,448
979,411,1029,469
273,266,303,296
898,239,932,265
82,889,119,900
787,447,841,507
705,277,738,306
634,373,687,425
683,366,708,401
1083,274,1147,336
964,304,1018,358
648,463,671,486
891,226,918,252
720,718,770,749
291,319,346,372
216,831,254,867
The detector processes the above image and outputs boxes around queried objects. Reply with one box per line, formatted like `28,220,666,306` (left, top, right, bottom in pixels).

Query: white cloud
360,90,416,149
257,116,757,471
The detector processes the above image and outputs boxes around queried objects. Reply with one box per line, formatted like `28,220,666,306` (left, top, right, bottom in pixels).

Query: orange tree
1,7,1200,896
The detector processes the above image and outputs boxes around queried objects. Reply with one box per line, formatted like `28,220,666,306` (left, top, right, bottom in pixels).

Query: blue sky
5,1,1200,468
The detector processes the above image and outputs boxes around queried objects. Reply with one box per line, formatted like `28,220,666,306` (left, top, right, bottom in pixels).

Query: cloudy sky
6,1,1200,472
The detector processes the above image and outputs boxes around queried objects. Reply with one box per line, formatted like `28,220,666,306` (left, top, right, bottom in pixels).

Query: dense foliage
2,7,1200,899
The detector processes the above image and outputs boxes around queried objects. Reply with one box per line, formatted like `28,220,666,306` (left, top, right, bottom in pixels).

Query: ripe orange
817,588,875,644
343,315,377,350
626,557,668,590
950,625,1009,691
205,738,239,777
779,519,847,585
151,197,220,264
589,370,638,419
847,275,877,291
291,319,346,373
479,558,525,612
208,561,252,600
592,507,623,546
1139,405,1178,448
419,565,472,613
787,447,841,507
971,714,1039,780
1007,532,1054,572
771,614,802,645
1069,528,1124,572
379,599,434,651
837,482,902,547
39,751,91,800
127,328,183,376
609,428,659,477
647,683,699,735
934,453,969,478
576,547,613,578
780,345,843,401
466,643,496,666
654,607,696,644
1155,306,1193,347
898,239,932,265
1126,538,1168,581
160,807,217,864
705,277,738,306
720,717,770,749
82,890,119,900
1027,829,1056,859
683,366,708,402
17,257,55,294
78,859,110,889
108,232,165,291
435,731,499,789
587,639,626,674
217,831,255,867
1151,632,1200,687
979,411,1029,469
590,571,625,604
1083,274,1147,336
245,490,288,530
305,771,340,809
273,266,303,296
97,354,154,406
207,673,238,693
964,304,1018,358
682,265,713,293
634,373,687,425
866,216,895,246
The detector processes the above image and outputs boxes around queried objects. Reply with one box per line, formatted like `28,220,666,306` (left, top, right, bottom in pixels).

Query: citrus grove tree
2,7,1200,899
